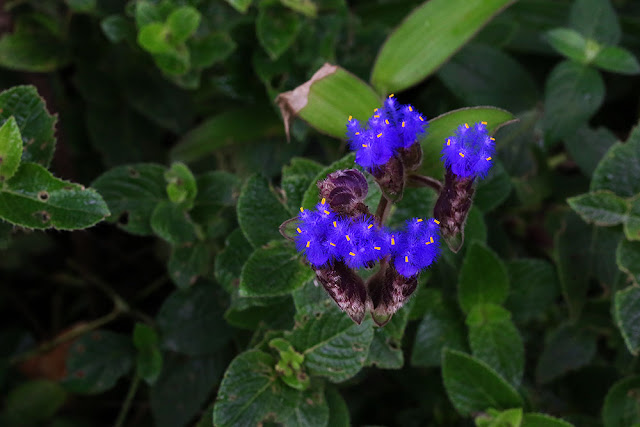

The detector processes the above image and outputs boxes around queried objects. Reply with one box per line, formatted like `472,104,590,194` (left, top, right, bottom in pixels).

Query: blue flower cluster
295,200,439,277
346,95,428,170
441,122,495,179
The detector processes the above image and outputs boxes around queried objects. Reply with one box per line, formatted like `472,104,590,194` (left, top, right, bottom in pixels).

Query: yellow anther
434,219,440,224
481,121,487,125
430,237,434,243
490,137,495,141
355,132,360,135
405,256,409,263
362,144,368,148
333,221,337,228
306,241,310,248
374,108,378,112
459,152,465,158
389,94,394,98
324,210,330,215
348,115,352,121
417,218,423,222
345,235,350,241
349,252,356,256
377,133,382,138
330,242,336,247
300,207,304,212
465,123,469,128
409,106,413,111
296,227,302,233
374,246,381,250
402,121,405,127
486,157,492,161
385,119,389,124
368,224,374,229
374,115,380,118
391,235,395,245
447,139,451,146
321,198,326,204
419,116,424,121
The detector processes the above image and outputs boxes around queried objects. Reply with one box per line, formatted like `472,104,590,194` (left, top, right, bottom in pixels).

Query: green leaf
65,0,96,13
91,163,167,235
214,350,329,426
189,33,236,68
281,0,317,17
138,23,172,54
237,174,291,248
371,0,515,93
215,228,254,293
239,241,314,297
133,323,162,385
153,45,191,76
458,242,509,313
225,294,295,330
625,197,640,241
592,124,640,198
505,259,559,324
293,280,335,316
418,106,516,179
442,349,523,416
592,46,640,75
602,376,640,427
276,65,381,140
467,304,524,387
410,289,467,367
165,162,197,207
0,30,70,73
150,201,199,244
437,43,538,113
614,285,640,355
0,116,23,181
542,60,605,144
167,6,201,44
168,242,210,289
366,305,410,370
135,0,163,27
286,309,374,383
156,282,232,356
569,0,620,45
190,171,240,225
151,352,228,427
522,413,574,427
545,28,588,62
535,323,596,383
476,408,523,427
282,158,324,213
325,386,350,427
0,85,57,167
101,15,136,43
565,126,617,177
224,0,252,13
567,191,629,226
63,330,135,394
256,2,301,60
474,161,512,212
4,380,66,426
0,162,109,230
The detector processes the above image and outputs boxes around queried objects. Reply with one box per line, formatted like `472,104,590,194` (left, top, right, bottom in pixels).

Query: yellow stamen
355,132,360,135
345,235,350,241
481,121,487,125
409,106,413,111
368,224,374,229
333,221,337,228
490,137,495,141
391,235,395,245
349,252,356,256
417,218,423,222
374,246,381,250
321,198,326,204
434,219,440,224
465,123,469,128
402,121,405,127
324,210,330,215
486,157,492,161
447,139,451,146
374,115,380,118
362,144,368,148
300,207,304,212
459,153,465,158
430,237,434,243
385,119,389,124
389,94,394,98
330,242,336,247
374,108,378,112
405,256,409,263
419,116,424,121
377,133,382,138
296,227,302,233
348,115,352,121
306,241,310,248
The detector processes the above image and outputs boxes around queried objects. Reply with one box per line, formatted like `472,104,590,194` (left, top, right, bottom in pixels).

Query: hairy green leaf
215,228,254,294
569,0,620,45
614,285,640,355
168,242,210,289
593,46,640,75
506,259,559,324
150,201,199,244
535,323,596,383
458,242,509,313
133,323,162,385
4,380,66,425
256,2,301,60
545,28,588,62
602,375,640,427
567,191,629,226
167,7,201,44
0,116,23,182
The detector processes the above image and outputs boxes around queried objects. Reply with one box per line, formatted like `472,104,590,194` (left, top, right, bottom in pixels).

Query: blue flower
295,200,336,267
441,122,495,179
390,218,440,278
347,95,428,170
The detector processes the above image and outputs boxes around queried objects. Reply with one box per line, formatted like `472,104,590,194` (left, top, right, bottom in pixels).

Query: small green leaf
63,330,135,394
256,2,301,59
474,161,513,212
569,0,620,45
150,201,199,244
156,282,232,356
535,323,596,383
91,163,167,235
625,197,640,241
237,174,291,248
592,124,640,198
325,386,350,427
151,352,228,427
281,0,317,17
138,23,172,54
190,171,240,225
0,162,109,230
189,33,236,68
410,289,467,367
224,0,253,13
135,0,163,27
505,259,559,324
282,158,324,214
371,0,515,93
225,294,295,331
0,30,70,73
133,323,162,385
545,28,588,62
567,191,629,226
0,116,23,181
167,6,201,44
101,15,135,43
153,45,191,76
239,241,314,297
614,285,640,355
418,106,516,179
592,46,640,75
476,408,523,427
4,380,66,425
602,376,640,427
65,0,96,13
0,85,57,167
366,305,410,370
442,349,523,416
565,126,617,177
276,64,381,140
542,60,605,145
286,309,374,383
165,162,197,207
458,242,509,313
467,304,524,387
215,228,254,293
522,413,574,427
168,242,210,289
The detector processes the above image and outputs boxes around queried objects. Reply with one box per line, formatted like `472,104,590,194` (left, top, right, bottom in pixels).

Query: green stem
375,194,391,227
113,374,141,427
407,174,443,192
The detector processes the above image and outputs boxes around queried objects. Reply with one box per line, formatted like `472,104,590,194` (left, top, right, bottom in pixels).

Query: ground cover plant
1,0,640,426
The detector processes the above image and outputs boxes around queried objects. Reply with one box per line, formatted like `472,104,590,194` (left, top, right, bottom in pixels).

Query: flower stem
407,174,443,192
113,374,141,427
375,194,391,227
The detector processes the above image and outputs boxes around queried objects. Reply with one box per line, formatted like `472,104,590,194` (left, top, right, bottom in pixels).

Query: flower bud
314,260,367,324
433,168,474,253
317,169,371,217
367,262,418,326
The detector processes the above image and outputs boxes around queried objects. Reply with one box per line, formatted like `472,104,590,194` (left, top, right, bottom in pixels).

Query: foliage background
1,0,640,426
